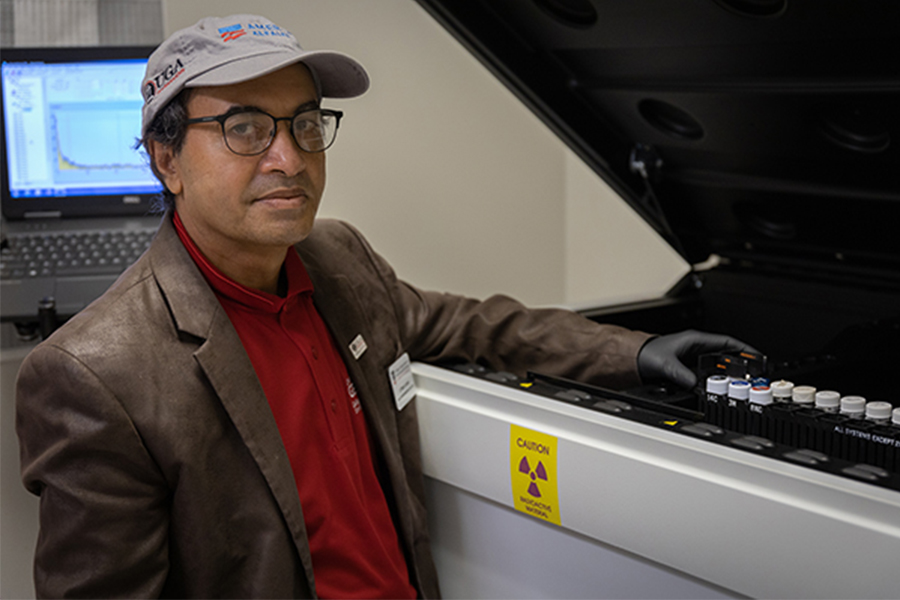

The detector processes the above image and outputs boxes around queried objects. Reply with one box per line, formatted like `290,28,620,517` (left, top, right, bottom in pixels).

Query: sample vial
706,375,729,401
792,385,816,405
840,396,866,419
749,385,774,406
815,390,841,413
728,380,751,403
865,401,892,425
893,407,900,428
705,374,729,427
771,380,794,403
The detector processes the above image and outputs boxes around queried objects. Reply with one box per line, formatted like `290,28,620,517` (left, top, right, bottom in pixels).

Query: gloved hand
637,330,760,389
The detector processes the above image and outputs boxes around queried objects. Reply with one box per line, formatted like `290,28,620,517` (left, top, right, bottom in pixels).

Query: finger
664,360,698,389
683,331,760,357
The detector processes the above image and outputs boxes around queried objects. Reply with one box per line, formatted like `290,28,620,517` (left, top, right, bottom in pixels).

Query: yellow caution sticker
509,424,561,525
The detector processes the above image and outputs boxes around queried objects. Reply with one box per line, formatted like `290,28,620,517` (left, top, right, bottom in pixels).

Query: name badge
388,353,416,411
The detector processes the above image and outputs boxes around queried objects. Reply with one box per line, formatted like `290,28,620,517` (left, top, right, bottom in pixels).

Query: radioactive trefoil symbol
518,456,548,497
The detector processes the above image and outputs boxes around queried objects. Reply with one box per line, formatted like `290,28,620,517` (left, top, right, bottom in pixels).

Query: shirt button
331,399,337,413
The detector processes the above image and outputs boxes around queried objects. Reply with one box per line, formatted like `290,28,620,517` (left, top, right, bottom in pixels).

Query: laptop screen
1,46,162,220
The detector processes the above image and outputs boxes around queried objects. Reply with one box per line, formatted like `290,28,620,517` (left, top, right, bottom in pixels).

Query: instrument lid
415,0,900,284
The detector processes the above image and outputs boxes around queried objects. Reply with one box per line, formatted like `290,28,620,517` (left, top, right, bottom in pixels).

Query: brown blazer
16,213,650,598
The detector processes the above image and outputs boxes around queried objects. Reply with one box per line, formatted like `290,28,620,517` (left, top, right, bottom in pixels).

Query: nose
260,120,307,176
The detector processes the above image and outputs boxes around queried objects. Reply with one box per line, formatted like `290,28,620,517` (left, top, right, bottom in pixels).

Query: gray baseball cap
141,14,369,137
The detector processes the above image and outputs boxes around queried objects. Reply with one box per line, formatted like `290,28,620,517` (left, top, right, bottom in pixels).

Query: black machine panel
413,0,900,277
414,0,900,478
449,361,900,492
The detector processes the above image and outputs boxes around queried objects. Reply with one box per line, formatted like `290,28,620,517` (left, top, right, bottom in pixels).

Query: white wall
563,154,687,308
162,0,688,308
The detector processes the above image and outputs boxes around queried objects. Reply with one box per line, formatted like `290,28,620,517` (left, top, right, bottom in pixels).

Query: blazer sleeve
335,221,653,390
17,343,170,599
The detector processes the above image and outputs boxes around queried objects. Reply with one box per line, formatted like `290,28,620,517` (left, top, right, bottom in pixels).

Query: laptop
1,45,163,322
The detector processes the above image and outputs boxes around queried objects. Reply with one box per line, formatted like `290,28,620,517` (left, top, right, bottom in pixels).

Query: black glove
637,330,759,389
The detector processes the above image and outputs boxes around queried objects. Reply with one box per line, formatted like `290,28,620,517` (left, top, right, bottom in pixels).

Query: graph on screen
2,56,161,199
53,106,147,174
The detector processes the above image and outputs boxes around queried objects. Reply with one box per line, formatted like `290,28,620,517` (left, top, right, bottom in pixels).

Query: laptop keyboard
1,229,154,279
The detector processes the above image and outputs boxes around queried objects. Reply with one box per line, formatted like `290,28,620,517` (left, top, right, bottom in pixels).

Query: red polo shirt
173,212,416,599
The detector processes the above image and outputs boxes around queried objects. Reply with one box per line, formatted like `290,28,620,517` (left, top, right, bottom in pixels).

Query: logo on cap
246,23,291,38
143,58,185,103
219,23,246,42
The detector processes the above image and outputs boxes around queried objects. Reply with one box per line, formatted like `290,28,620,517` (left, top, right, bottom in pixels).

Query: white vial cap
728,380,751,400
866,401,892,421
893,407,900,426
815,390,841,410
792,385,816,404
840,396,866,415
770,380,794,399
749,386,773,405
706,375,730,395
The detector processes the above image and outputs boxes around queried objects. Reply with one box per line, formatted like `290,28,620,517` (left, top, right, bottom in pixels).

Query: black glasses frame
184,107,344,156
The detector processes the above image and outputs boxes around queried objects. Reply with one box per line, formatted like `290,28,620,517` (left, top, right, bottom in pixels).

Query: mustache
248,174,314,200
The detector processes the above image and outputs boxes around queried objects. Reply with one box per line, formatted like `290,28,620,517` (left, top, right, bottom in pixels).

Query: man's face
153,64,325,260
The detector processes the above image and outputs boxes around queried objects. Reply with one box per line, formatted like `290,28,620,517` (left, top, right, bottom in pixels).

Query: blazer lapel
297,246,417,539
297,240,431,591
304,267,404,457
149,215,316,589
191,312,316,586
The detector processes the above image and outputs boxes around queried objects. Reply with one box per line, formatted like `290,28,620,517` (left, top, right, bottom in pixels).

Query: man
16,14,754,599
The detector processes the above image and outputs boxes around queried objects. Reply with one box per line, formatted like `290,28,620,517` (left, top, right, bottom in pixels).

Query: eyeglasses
184,107,343,156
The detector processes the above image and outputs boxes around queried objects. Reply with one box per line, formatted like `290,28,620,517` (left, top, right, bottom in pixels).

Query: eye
225,112,271,140
294,118,321,134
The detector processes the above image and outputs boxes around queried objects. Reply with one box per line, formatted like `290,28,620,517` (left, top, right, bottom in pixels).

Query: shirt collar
173,210,314,313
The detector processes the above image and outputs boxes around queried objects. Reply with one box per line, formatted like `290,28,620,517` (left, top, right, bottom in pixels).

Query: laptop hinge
23,211,62,219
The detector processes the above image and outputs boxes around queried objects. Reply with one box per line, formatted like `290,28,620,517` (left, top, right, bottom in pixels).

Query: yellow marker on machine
509,424,561,525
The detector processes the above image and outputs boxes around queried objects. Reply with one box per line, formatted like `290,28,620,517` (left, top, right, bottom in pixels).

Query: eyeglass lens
223,110,338,155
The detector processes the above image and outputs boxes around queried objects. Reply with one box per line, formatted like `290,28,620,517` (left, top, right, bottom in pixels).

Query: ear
147,139,184,196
